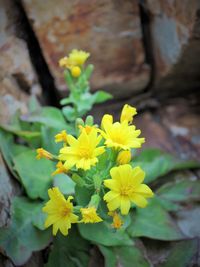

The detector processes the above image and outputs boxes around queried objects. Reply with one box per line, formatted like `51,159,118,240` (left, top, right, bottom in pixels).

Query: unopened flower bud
117,150,131,165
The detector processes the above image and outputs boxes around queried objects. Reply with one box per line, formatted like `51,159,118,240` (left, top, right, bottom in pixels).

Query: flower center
112,135,126,145
60,205,71,217
78,147,92,159
120,186,133,197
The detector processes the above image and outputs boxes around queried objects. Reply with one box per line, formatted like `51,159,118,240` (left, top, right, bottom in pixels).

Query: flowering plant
37,103,154,236
0,49,200,267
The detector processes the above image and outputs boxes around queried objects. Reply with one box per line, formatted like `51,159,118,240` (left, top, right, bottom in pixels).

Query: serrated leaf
0,197,51,265
13,150,54,199
127,197,184,241
79,222,133,246
131,149,200,183
45,227,90,267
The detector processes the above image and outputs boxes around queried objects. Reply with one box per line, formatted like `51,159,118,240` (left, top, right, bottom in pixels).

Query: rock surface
21,0,150,97
0,0,41,124
146,0,200,93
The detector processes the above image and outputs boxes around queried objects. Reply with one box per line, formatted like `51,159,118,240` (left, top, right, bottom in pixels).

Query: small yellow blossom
71,66,81,77
52,161,68,176
120,104,137,124
55,130,68,144
59,128,105,170
36,148,53,160
100,112,145,150
42,187,78,236
80,207,102,223
104,165,154,215
59,56,73,69
117,150,131,165
69,49,90,66
110,212,123,229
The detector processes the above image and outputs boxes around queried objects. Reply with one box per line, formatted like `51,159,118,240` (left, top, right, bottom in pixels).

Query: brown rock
143,0,200,97
0,0,41,124
21,0,150,97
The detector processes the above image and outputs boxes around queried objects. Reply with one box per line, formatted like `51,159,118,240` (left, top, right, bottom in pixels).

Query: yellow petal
103,191,119,202
120,198,131,215
131,194,148,208
101,114,113,131
104,179,119,191
132,166,145,185
67,135,78,146
134,184,154,197
107,198,120,211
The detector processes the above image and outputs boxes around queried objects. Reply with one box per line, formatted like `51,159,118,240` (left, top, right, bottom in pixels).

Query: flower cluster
37,104,154,236
59,49,90,78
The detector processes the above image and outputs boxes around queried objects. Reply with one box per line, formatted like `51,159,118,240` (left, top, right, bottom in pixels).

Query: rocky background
0,0,200,266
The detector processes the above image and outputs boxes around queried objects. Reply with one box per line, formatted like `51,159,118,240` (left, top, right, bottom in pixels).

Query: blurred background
0,0,200,266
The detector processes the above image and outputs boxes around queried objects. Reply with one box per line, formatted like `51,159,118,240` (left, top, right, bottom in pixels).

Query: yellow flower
100,114,145,150
36,148,53,160
104,165,154,215
59,56,73,69
69,49,90,66
71,66,81,77
55,130,68,144
42,187,78,236
109,212,123,229
117,150,131,165
80,207,102,223
59,128,105,170
52,161,68,176
120,104,137,124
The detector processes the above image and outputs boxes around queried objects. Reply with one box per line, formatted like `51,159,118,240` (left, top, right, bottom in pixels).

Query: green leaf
114,245,150,267
53,175,75,195
45,227,90,267
60,97,73,106
75,185,94,206
32,206,47,231
98,245,117,267
0,197,51,265
127,197,184,241
0,130,29,180
79,222,133,246
0,124,41,139
20,107,70,131
28,95,41,112
62,106,76,122
157,179,200,202
13,150,54,199
161,239,198,267
41,126,63,154
131,149,200,183
99,241,151,267
92,90,112,104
